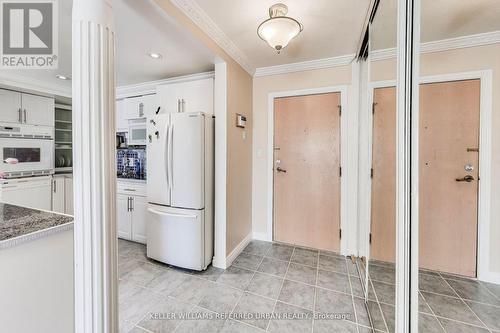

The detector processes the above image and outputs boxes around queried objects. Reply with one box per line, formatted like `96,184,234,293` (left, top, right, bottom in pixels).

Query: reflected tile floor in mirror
118,239,372,332
365,259,500,333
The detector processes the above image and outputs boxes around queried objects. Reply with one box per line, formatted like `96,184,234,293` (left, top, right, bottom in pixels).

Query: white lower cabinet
64,177,74,215
117,181,147,244
51,175,74,215
52,177,65,213
131,195,147,243
117,194,132,240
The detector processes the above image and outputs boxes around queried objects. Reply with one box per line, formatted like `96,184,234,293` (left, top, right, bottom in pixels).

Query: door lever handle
276,167,287,173
456,175,474,182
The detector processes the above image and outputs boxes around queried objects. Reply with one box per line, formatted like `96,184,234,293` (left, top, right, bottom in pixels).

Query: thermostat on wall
236,114,247,128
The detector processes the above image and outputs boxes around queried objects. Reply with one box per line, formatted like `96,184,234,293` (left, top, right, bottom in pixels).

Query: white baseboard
480,271,500,285
212,256,226,270
252,232,272,242
217,233,252,269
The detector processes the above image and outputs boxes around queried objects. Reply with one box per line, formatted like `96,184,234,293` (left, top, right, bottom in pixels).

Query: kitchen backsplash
117,148,146,180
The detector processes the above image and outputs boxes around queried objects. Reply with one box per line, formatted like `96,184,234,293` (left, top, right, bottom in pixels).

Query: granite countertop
0,202,73,248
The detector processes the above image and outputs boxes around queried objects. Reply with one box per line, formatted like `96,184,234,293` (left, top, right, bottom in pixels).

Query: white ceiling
0,0,216,96
194,0,371,68
372,0,500,49
115,0,215,85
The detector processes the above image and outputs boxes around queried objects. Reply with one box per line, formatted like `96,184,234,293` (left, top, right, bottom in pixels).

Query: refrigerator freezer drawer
146,204,208,271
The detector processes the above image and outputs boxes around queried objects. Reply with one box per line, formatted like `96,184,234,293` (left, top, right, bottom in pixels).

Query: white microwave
0,124,54,178
128,119,146,146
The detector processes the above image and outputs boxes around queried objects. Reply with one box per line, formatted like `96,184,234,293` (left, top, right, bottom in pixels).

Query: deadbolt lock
464,164,474,172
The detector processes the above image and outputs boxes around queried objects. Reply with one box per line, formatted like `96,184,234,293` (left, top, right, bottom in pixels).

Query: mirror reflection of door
273,92,341,252
371,80,480,277
370,86,397,263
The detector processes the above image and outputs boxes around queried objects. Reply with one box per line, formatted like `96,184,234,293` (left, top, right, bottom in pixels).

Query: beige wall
252,67,352,238
155,0,253,257
371,44,500,275
226,64,253,255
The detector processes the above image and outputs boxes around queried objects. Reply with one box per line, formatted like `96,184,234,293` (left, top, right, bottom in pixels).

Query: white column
395,0,420,332
72,0,117,332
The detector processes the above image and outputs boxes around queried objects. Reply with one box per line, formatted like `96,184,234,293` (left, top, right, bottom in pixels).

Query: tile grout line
419,289,500,309
265,246,295,332
477,281,500,303
217,242,269,331
438,271,492,333
431,312,499,331
346,257,360,333
311,249,320,333
367,269,390,333
357,259,376,333
418,290,447,332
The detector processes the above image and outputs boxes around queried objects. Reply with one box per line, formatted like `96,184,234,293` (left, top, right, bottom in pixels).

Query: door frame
366,70,493,282
266,85,349,254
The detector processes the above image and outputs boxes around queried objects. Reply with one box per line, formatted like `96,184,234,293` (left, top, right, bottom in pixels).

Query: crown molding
254,54,355,77
170,0,254,75
372,30,500,61
0,72,71,98
253,30,500,77
116,71,214,99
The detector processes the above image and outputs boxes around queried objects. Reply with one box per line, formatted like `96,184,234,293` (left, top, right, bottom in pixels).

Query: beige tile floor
119,238,500,332
364,259,500,333
118,239,371,333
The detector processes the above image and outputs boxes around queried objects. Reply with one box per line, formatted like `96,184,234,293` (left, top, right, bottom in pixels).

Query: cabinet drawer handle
23,109,26,123
139,102,144,117
123,188,136,192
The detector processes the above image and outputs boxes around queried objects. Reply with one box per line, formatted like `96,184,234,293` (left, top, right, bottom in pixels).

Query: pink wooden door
273,93,342,252
419,80,480,277
370,80,480,277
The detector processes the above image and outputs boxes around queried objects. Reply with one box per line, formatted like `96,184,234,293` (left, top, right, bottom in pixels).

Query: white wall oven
0,124,54,178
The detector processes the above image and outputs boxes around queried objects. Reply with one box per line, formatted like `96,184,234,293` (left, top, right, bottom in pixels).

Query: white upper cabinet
124,94,158,119
0,89,22,123
21,93,55,126
0,89,54,126
124,96,145,119
157,78,213,114
116,99,128,132
157,83,181,114
142,94,159,117
179,79,214,114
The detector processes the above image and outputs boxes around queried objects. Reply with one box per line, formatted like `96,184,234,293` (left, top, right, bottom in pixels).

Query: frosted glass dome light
257,3,303,54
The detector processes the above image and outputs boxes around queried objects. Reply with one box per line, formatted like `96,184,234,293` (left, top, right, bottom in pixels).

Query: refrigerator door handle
165,123,170,189
169,123,174,190
147,207,197,219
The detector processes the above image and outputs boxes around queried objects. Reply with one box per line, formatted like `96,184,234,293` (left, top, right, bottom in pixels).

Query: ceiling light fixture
56,74,70,80
257,3,303,54
148,52,162,59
